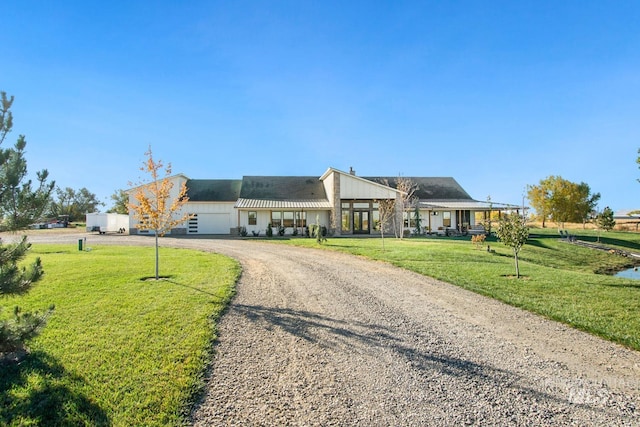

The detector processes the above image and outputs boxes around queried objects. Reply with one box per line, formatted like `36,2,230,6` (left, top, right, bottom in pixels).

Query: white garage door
189,213,230,234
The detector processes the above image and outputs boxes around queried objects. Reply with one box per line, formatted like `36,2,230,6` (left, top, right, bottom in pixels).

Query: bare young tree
396,177,418,239
375,178,402,249
377,198,395,252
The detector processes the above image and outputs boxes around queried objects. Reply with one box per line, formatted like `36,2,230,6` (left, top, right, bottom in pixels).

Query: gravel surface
13,232,640,426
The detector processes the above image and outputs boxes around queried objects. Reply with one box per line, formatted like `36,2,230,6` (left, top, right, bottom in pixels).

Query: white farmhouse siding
338,173,399,200
322,172,335,205
127,174,192,235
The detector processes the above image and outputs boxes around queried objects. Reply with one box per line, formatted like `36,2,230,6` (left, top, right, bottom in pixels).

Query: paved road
17,232,640,425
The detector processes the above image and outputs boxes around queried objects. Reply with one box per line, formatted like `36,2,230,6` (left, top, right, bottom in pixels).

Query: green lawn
274,227,640,351
1,244,240,426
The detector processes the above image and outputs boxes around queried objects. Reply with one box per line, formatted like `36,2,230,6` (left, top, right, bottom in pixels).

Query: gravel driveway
17,233,640,425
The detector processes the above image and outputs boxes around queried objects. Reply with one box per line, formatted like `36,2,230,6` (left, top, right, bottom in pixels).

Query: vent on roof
349,166,356,175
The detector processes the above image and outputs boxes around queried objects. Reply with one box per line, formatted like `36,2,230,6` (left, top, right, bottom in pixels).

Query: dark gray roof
364,177,472,200
184,175,472,203
186,179,243,202
239,176,327,200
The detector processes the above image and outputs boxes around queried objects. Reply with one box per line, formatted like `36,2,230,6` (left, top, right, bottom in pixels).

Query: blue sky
3,1,640,211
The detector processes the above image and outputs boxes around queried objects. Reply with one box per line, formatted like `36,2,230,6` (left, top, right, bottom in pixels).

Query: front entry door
353,211,370,234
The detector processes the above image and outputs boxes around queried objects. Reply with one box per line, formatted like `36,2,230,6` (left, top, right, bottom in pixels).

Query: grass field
0,245,240,426
274,227,640,351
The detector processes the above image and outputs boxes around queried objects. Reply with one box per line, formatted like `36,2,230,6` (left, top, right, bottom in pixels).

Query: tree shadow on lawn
0,351,110,426
230,304,606,413
603,280,640,290
527,239,560,251
165,278,227,298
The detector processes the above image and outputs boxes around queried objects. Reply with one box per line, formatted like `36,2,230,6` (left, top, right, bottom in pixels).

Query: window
342,209,350,231
341,200,381,232
372,210,380,230
188,214,198,233
283,211,294,227
403,211,417,228
443,211,451,227
248,211,257,225
271,211,282,227
271,211,304,228
295,212,306,227
137,214,150,233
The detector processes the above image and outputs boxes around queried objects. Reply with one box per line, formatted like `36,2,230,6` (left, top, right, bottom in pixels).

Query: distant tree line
47,187,103,223
46,188,128,223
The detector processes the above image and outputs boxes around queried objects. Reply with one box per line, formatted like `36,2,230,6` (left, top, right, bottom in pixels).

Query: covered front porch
405,200,524,236
234,198,332,236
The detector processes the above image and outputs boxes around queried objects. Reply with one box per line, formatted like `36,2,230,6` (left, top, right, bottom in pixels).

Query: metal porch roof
418,200,523,210
234,198,332,209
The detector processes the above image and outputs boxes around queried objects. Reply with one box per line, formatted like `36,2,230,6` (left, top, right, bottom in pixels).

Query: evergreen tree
413,205,422,236
595,206,616,231
595,206,616,242
0,91,54,356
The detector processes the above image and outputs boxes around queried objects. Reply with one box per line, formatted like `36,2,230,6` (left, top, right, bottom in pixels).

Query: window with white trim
248,211,257,225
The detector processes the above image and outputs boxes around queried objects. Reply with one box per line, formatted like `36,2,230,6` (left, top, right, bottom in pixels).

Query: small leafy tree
0,91,54,355
312,214,327,244
128,147,191,280
496,212,529,278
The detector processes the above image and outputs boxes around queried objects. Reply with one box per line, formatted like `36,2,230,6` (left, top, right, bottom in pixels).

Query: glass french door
353,211,370,234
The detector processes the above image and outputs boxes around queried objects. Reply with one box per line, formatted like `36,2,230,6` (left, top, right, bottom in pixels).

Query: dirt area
8,231,640,425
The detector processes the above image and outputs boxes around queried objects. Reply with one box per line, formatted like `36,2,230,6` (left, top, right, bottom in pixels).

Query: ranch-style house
128,167,520,236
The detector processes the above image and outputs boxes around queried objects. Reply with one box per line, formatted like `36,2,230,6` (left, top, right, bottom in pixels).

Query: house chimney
349,166,356,176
